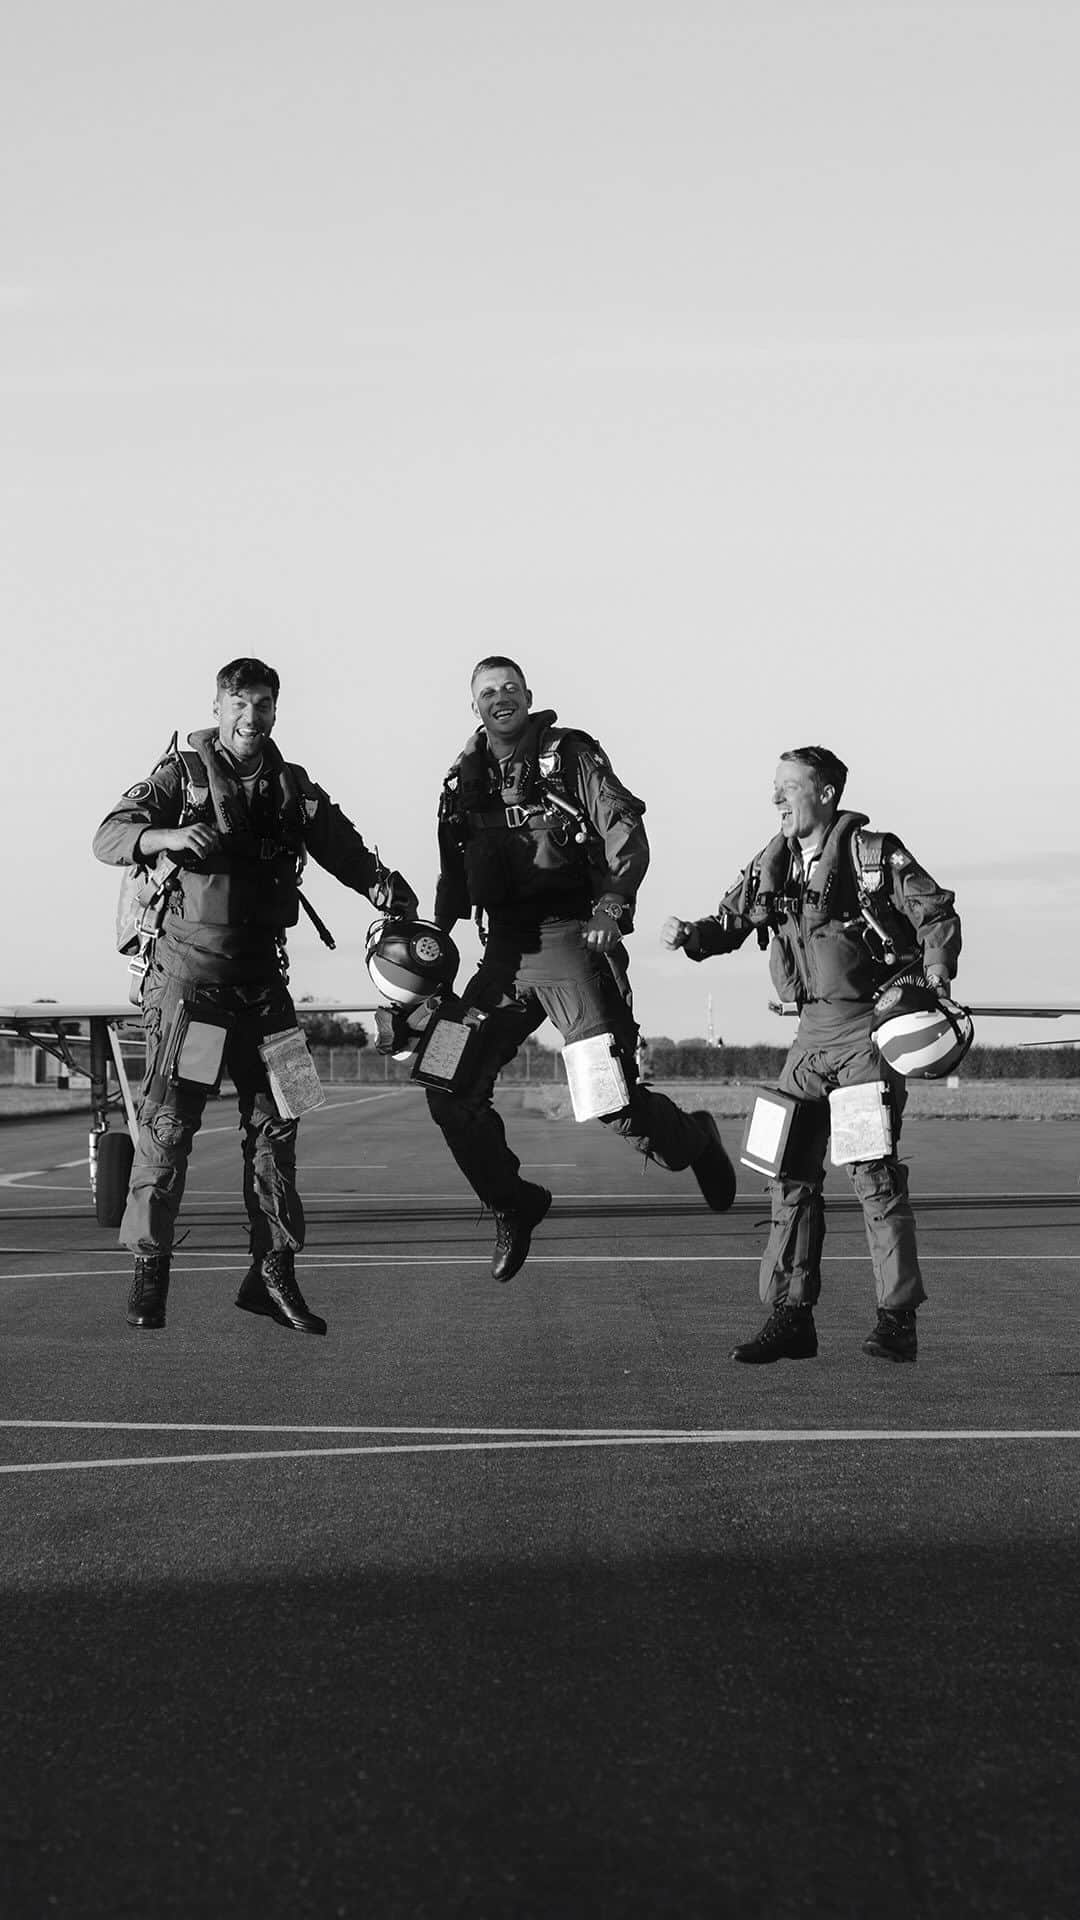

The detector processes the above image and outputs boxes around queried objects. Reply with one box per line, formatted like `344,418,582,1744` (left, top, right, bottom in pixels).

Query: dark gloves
370,867,420,920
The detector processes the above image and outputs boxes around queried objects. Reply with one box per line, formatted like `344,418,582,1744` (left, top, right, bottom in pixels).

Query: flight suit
684,809,961,1310
427,709,711,1208
94,727,415,1259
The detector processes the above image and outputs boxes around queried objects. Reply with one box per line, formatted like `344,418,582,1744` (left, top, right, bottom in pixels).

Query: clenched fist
660,916,693,951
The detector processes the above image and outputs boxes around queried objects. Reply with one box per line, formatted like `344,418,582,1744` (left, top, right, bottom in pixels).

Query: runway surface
2,1089,1080,1918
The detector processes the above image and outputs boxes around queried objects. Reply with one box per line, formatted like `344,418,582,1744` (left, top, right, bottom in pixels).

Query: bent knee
427,1086,486,1130
849,1159,909,1206
143,1108,196,1159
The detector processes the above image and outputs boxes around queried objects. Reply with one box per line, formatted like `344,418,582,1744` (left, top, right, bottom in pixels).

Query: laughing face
471,663,532,749
772,758,836,843
214,682,278,768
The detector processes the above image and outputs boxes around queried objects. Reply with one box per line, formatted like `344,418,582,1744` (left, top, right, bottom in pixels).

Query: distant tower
706,993,715,1048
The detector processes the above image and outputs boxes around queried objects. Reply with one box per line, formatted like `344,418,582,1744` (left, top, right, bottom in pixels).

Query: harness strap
850,829,913,967
135,741,335,979
851,830,887,898
297,892,336,951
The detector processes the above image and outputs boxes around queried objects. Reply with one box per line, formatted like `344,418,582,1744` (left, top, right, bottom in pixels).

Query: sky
4,0,1079,1045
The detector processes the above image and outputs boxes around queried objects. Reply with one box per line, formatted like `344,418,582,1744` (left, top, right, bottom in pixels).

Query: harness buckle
504,804,537,829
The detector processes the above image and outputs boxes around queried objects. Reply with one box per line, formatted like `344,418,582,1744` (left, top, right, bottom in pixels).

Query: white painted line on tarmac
0,1205,90,1215
0,1259,751,1279
5,1428,1080,1476
307,1090,425,1116
4,1419,710,1435
190,1089,419,1140
19,1181,418,1192
4,1252,1080,1283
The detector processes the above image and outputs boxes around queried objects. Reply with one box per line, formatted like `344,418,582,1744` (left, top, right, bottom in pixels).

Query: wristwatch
593,898,626,927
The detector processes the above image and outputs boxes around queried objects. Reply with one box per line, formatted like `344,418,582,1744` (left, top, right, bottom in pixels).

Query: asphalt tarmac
2,1089,1080,1918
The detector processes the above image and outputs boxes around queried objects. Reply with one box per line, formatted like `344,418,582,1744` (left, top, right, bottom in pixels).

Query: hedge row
642,1043,1080,1081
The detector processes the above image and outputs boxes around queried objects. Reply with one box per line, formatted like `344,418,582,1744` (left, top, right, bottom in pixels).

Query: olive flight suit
94,727,415,1260
683,808,961,1311
428,708,712,1209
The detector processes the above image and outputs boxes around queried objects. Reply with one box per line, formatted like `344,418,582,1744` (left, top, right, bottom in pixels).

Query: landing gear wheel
95,1130,134,1228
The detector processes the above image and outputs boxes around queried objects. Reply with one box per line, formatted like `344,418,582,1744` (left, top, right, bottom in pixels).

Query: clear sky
4,0,1078,1044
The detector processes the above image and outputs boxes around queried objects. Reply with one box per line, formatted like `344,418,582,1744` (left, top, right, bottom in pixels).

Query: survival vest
745,812,920,970
439,713,607,917
442,715,593,836
116,732,335,995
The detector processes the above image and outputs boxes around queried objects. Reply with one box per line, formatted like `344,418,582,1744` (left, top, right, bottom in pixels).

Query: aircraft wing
769,1001,1080,1020
1,999,386,1227
963,1004,1080,1018
0,1001,380,1034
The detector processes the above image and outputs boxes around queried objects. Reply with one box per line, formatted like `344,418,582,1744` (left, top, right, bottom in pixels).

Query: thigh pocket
537,976,614,1045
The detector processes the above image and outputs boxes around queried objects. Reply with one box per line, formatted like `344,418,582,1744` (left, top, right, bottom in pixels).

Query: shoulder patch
889,848,913,870
124,781,153,802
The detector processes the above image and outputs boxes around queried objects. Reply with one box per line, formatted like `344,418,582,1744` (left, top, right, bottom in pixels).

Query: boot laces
264,1254,304,1310
761,1303,805,1344
131,1257,165,1303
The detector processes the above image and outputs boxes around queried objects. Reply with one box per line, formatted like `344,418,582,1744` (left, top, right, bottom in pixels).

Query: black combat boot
689,1111,737,1212
235,1260,272,1319
491,1183,553,1283
126,1255,170,1330
249,1250,327,1336
863,1308,918,1363
731,1301,818,1364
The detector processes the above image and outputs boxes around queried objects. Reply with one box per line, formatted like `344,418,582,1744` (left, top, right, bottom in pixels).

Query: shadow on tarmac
4,1539,1079,1919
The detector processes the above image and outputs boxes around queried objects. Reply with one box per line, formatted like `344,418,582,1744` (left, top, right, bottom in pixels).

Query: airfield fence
303,1042,1080,1087
2,1037,1078,1091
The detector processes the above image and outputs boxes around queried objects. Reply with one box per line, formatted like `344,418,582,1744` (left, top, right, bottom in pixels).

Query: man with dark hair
780,744,848,803
662,746,961,1364
217,655,281,701
424,657,736,1282
94,658,417,1334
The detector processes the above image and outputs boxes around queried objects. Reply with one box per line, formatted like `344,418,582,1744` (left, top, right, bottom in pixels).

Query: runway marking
0,1418,814,1434
6,1418,1080,1439
4,1428,1080,1476
0,1091,422,1177
4,1253,1080,1282
4,1179,1079,1204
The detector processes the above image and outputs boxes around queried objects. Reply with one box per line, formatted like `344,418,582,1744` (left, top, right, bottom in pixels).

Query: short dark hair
470,654,527,690
781,745,848,804
216,657,280,700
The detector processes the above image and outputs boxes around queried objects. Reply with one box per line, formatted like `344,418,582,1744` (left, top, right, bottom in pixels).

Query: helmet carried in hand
364,918,460,1009
871,971,975,1079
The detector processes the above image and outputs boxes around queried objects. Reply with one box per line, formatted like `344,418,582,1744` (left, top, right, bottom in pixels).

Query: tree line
293,1011,1080,1082
641,1040,1080,1080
